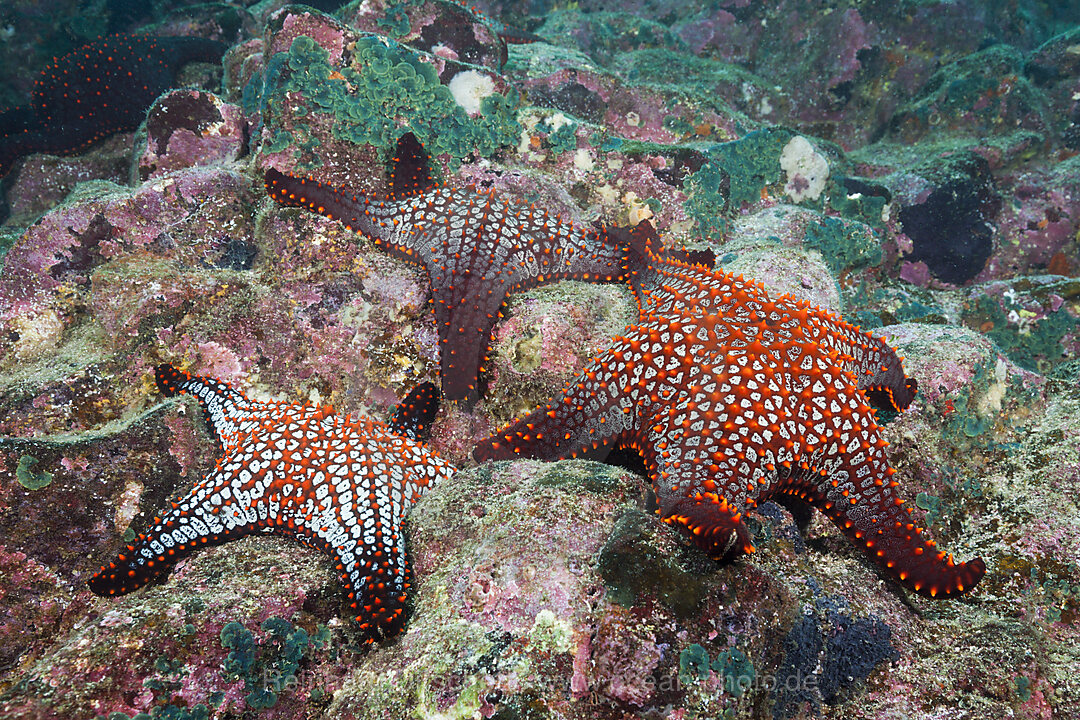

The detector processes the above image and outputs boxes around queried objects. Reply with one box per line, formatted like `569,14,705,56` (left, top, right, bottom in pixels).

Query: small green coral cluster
256,34,521,167
221,617,331,710
678,643,756,697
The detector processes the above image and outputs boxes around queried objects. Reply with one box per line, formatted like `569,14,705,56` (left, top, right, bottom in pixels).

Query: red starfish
0,34,225,178
475,236,985,599
89,365,454,642
264,134,633,405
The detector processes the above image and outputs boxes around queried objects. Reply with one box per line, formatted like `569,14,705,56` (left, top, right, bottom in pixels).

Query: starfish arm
772,403,986,598
388,132,436,196
384,193,628,403
653,458,758,561
785,470,986,598
342,523,415,644
801,309,918,411
92,365,457,641
267,488,415,645
389,381,440,441
428,274,513,403
474,335,641,462
155,364,253,450
88,466,262,595
613,222,715,300
265,168,389,240
320,442,451,643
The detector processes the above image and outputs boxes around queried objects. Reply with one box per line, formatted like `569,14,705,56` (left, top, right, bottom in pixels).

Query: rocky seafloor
1,1,1079,718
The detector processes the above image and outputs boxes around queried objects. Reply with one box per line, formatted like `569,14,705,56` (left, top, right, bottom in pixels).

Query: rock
136,90,248,182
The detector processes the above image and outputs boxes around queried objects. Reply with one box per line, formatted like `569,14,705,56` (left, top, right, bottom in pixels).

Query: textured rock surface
0,1,1078,719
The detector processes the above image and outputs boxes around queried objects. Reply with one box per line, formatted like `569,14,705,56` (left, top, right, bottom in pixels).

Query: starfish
89,364,455,643
0,34,226,178
474,233,986,599
264,133,633,405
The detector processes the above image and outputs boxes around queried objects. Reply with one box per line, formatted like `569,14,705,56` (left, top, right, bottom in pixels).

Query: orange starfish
475,236,985,598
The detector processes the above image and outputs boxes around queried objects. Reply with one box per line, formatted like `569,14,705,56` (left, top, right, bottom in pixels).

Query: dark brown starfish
265,134,636,405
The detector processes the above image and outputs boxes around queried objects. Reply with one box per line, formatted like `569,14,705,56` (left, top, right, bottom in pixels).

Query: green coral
538,116,579,156
678,643,711,684
965,293,1077,372
99,705,208,720
16,454,53,490
1014,675,1033,702
376,1,411,37
220,621,256,677
915,492,944,528
240,71,263,117
260,34,521,168
677,644,755,696
801,215,883,276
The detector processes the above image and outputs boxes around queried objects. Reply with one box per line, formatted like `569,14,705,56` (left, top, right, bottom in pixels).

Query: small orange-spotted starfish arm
476,240,986,599
89,365,455,643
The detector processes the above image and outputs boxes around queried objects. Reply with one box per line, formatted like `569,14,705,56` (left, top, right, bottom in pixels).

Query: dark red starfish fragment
0,33,226,177
389,381,440,441
476,237,985,599
89,364,455,643
265,134,636,405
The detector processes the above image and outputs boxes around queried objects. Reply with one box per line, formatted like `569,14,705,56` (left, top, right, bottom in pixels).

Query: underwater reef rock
892,151,1001,286
0,1,1079,719
137,90,248,182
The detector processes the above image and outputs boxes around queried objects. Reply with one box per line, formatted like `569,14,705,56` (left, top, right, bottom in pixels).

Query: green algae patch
964,291,1079,373
533,458,631,495
685,127,796,240
539,11,686,66
801,215,883,276
16,454,53,490
529,609,573,654
890,44,1048,140
598,508,715,617
828,179,889,228
260,34,521,166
